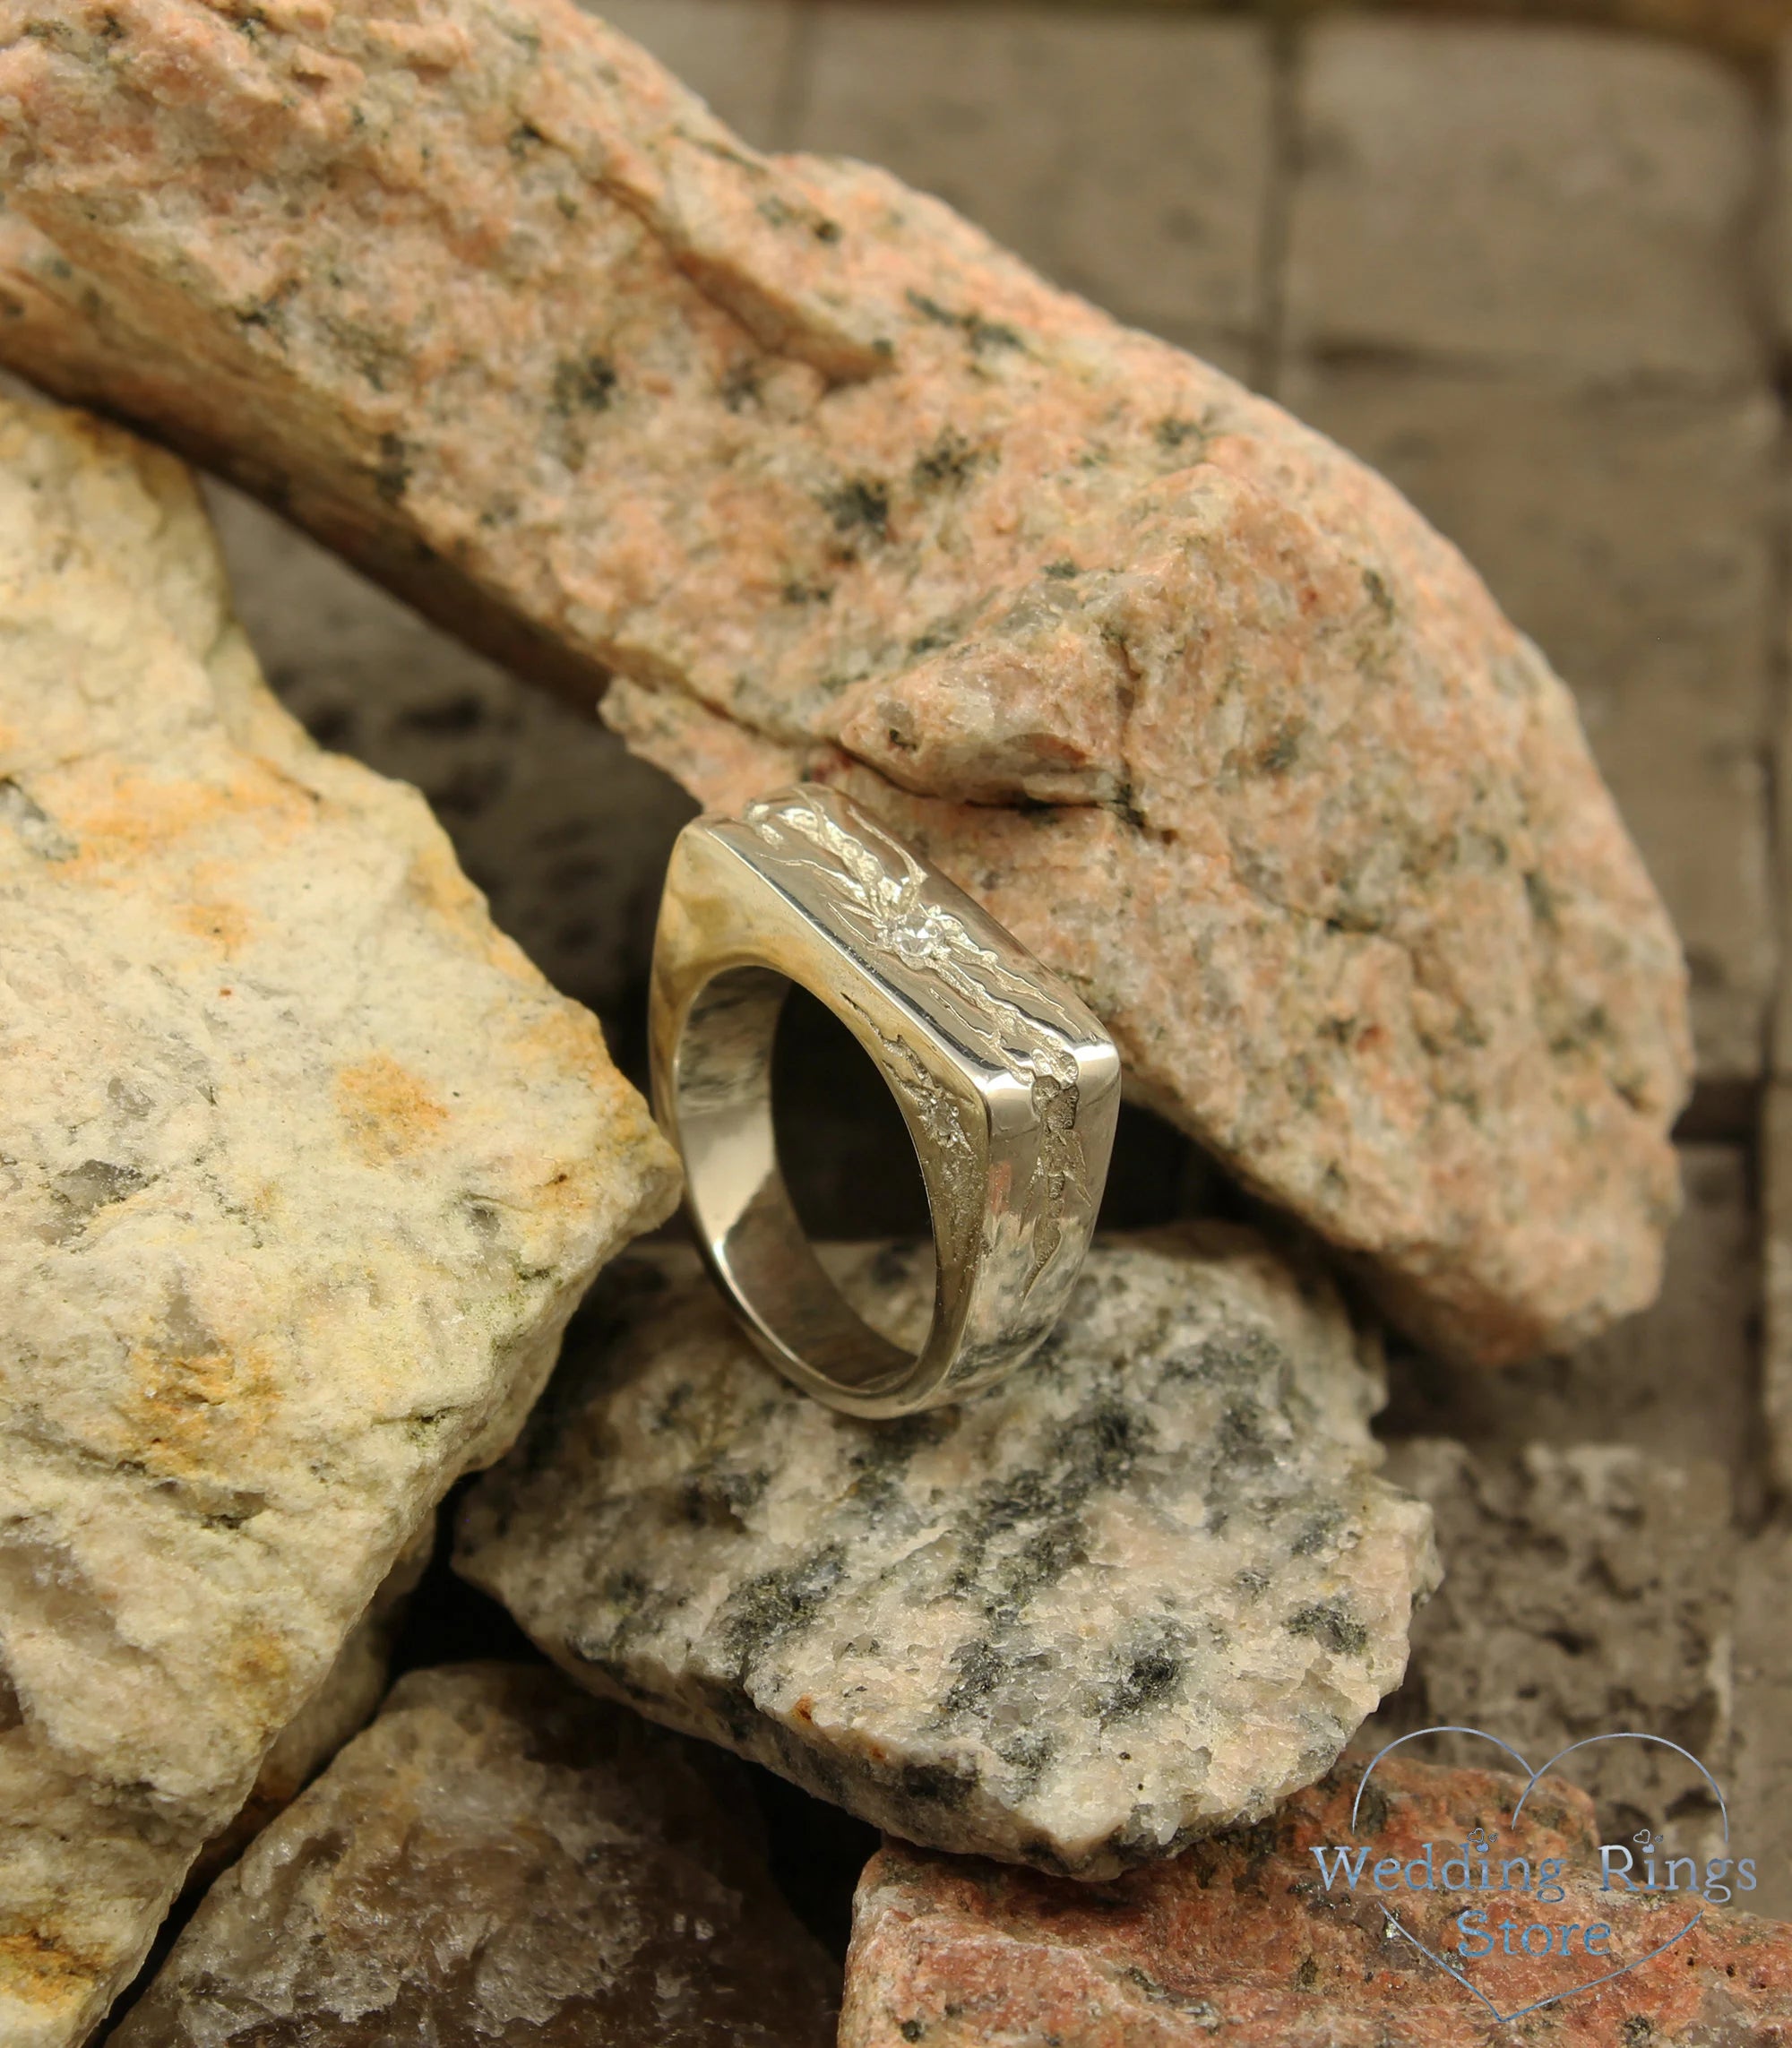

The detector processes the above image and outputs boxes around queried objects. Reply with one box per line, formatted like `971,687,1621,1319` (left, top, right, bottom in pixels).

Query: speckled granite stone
109,1663,840,2048
0,0,1689,1371
456,1231,1437,1879
839,1756,1792,2047
0,389,678,2048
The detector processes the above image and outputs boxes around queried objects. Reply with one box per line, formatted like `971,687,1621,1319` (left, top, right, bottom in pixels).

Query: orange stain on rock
174,895,253,953
55,761,311,865
335,1052,452,1160
511,998,615,1084
221,1624,296,1731
404,838,487,928
0,1923,110,2012
122,1311,279,1484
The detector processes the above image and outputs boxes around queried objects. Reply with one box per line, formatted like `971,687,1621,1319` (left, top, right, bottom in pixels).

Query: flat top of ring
719,784,1112,1087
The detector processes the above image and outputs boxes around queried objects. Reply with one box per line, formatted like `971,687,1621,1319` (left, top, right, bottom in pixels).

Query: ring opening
675,965,939,1397
775,985,931,1237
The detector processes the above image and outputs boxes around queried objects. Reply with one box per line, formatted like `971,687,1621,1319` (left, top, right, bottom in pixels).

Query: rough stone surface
1286,19,1764,389
0,0,1691,1369
1382,1143,1759,1493
0,390,679,2047
838,1756,1792,2047
1779,651,1792,1086
1764,1084,1792,1497
1280,363,1775,1083
458,1230,1436,1879
184,1511,435,1895
204,480,695,1046
108,1662,840,2047
1357,1441,1736,1854
793,5,1273,370
1736,1525,1792,1921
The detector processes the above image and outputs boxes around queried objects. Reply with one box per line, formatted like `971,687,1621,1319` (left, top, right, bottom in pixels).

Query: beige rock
1359,1441,1736,1856
1280,362,1775,1084
0,0,1690,1367
792,5,1274,369
203,481,696,1041
0,389,678,2047
1286,19,1765,389
108,1663,840,2047
184,1512,435,1894
458,1231,1437,1880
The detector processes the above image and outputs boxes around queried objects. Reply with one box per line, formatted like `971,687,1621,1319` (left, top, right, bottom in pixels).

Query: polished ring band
649,784,1120,1417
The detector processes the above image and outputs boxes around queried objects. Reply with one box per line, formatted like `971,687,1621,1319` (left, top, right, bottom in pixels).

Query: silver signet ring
649,785,1121,1417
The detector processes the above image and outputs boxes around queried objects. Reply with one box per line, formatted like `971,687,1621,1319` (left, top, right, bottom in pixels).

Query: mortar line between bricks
1254,13,1300,400
772,0,822,155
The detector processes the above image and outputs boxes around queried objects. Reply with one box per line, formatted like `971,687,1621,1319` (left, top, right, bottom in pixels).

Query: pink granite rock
840,1755,1792,2047
0,0,1690,1365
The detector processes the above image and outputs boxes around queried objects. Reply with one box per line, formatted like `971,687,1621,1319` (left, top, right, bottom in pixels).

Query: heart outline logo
1346,1725,1729,2025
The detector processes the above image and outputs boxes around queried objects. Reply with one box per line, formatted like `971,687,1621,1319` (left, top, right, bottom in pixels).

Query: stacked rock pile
0,4,1779,2044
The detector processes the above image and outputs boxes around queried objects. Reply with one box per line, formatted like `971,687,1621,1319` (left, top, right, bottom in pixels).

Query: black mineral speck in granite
822,478,892,540
1098,1636,1190,1723
719,1545,850,1676
911,428,982,492
373,431,410,504
1286,1602,1370,1658
550,352,618,412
